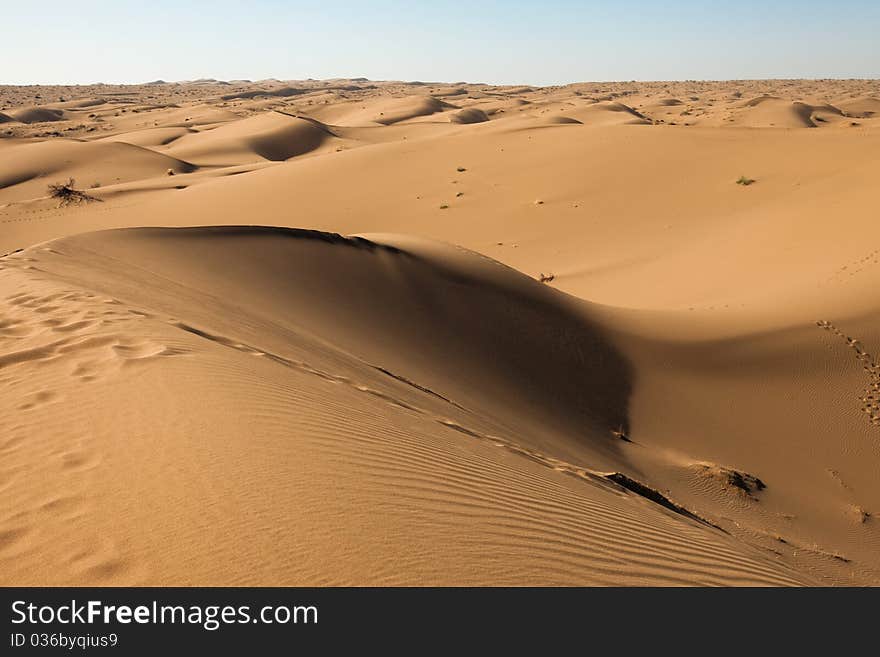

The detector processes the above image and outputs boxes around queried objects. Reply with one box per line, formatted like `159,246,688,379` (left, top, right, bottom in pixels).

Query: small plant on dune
47,178,99,206
439,204,449,210
456,166,467,172
736,175,756,186
539,272,555,283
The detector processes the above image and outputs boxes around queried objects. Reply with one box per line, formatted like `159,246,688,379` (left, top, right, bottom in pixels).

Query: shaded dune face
56,226,635,462
6,107,68,123
449,107,490,124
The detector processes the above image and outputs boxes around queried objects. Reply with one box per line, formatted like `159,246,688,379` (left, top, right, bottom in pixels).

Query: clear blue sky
3,0,878,85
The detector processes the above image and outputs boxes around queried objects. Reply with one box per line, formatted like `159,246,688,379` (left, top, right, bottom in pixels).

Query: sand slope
0,227,811,585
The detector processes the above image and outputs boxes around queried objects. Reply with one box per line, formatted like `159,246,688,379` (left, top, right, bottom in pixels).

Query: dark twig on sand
47,178,101,206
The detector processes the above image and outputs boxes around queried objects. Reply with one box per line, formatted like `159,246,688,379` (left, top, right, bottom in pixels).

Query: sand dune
0,226,813,585
132,104,241,129
51,98,107,110
6,107,69,124
836,95,880,118
312,94,453,126
726,96,840,128
0,139,195,204
1,77,879,586
220,86,309,101
163,112,339,165
449,107,490,124
564,101,651,125
97,126,196,148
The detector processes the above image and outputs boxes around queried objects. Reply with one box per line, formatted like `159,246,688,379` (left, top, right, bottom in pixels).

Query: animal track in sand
825,471,874,524
827,468,852,491
827,248,880,284
816,320,880,428
436,418,719,528
173,321,461,413
751,527,852,565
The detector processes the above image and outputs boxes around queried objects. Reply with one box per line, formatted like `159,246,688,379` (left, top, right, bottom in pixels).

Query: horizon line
2,75,880,88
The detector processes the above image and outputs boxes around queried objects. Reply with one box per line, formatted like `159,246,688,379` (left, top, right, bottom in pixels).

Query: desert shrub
47,178,99,205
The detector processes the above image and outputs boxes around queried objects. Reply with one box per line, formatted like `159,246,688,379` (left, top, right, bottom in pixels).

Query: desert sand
1,78,879,585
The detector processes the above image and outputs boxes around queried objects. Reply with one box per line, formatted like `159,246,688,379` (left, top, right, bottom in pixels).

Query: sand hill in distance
1,77,879,585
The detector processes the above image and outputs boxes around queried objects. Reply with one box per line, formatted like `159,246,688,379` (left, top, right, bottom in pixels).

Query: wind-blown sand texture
1,78,879,585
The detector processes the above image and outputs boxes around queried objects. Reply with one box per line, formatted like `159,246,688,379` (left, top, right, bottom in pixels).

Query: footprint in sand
0,526,32,557
38,494,88,520
17,390,60,411
817,320,880,428
113,341,188,361
67,538,138,583
59,449,102,472
50,319,98,333
0,434,27,454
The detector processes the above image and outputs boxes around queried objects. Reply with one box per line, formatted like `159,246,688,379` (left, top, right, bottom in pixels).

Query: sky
3,0,879,85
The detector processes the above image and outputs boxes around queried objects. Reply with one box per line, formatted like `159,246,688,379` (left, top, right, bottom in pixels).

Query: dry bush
47,178,100,205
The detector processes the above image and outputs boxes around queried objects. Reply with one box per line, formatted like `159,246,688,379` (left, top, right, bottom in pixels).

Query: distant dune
0,140,195,203
449,107,490,124
311,94,453,126
163,111,338,165
836,95,880,118
564,100,651,125
6,107,68,123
